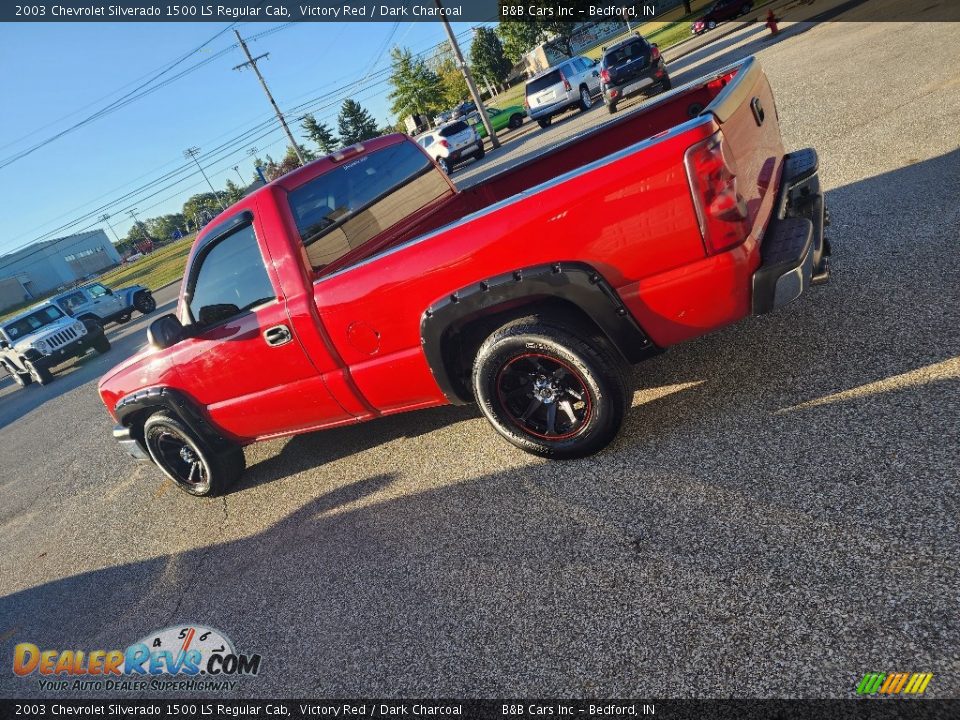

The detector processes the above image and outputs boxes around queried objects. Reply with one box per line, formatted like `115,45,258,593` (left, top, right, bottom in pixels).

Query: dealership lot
2,18,959,698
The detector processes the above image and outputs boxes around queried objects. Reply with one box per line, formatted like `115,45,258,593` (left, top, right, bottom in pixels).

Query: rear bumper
752,148,826,315
113,424,151,461
604,67,668,103
527,96,576,120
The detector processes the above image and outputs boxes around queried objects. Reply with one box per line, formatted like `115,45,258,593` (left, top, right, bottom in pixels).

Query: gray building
0,230,121,311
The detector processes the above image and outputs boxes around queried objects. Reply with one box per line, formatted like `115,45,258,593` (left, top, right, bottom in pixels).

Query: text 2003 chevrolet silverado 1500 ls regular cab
99,57,830,497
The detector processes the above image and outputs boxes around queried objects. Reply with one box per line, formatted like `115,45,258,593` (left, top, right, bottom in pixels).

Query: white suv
415,120,485,174
525,56,602,129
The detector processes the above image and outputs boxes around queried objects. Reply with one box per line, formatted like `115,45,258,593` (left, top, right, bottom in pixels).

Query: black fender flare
114,386,235,454
420,262,657,404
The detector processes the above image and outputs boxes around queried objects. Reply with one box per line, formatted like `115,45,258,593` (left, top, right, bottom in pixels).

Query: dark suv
600,34,671,114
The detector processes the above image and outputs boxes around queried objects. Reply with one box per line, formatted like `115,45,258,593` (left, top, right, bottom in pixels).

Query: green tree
337,99,381,146
497,2,592,61
433,41,470,108
470,27,512,88
182,192,222,230
223,180,244,204
301,114,340,153
388,46,445,120
145,213,185,241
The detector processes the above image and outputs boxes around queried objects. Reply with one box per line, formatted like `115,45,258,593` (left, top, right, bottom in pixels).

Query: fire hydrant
766,9,780,36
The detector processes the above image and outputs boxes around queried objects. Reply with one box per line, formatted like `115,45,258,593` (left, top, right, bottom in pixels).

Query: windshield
527,71,562,95
3,306,65,341
288,141,451,271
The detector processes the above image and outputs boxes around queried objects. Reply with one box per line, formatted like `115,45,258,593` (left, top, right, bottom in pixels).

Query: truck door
167,216,352,440
87,283,125,317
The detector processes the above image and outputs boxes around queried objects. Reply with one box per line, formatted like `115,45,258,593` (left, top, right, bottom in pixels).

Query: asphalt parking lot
1,18,958,699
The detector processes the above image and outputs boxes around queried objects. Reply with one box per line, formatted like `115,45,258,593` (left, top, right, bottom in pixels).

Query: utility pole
127,208,149,243
434,0,499,149
183,146,226,211
233,165,245,184
98,213,121,244
247,146,268,185
233,29,306,165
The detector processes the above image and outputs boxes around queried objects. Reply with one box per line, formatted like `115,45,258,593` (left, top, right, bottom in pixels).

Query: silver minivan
524,56,602,129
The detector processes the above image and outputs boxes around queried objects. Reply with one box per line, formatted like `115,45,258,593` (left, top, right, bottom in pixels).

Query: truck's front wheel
143,412,245,497
472,319,629,459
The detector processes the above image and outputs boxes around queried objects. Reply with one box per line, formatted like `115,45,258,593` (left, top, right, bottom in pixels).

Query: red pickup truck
99,57,829,497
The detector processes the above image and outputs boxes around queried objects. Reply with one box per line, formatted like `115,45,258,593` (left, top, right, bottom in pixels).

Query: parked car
600,34,671,114
471,105,527,137
451,101,476,119
99,57,829,497
1,302,109,387
692,0,754,34
415,120,485,174
49,281,156,332
524,56,602,128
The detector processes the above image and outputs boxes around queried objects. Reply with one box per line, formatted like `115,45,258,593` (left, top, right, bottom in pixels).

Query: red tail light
600,68,610,83
438,139,449,149
684,131,749,255
650,46,661,61
561,72,571,92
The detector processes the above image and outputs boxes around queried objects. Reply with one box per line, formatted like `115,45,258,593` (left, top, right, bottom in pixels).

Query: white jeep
0,303,110,387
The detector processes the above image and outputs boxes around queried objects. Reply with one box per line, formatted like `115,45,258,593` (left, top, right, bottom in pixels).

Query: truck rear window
288,142,452,271
526,71,561,95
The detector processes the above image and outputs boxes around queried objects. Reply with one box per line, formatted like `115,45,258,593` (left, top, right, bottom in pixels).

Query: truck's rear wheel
25,360,53,386
472,318,628,459
134,292,156,314
537,117,552,129
143,412,245,497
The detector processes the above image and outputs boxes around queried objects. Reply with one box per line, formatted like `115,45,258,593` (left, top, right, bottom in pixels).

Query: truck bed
390,66,746,245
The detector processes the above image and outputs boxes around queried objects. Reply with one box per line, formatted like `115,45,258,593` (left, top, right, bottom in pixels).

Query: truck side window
188,224,275,328
288,141,452,272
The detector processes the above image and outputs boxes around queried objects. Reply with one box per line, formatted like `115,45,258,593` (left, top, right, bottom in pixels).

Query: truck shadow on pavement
2,153,958,697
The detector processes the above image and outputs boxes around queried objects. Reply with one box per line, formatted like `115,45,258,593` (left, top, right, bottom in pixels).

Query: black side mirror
106,288,113,295
147,314,184,349
0,340,9,349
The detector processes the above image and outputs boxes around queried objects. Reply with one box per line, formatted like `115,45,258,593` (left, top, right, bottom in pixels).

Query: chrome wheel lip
495,352,592,440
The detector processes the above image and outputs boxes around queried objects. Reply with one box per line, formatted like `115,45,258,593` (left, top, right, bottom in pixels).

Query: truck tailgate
704,60,786,244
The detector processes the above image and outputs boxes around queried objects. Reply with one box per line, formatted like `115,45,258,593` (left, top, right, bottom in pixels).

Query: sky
0,19,494,257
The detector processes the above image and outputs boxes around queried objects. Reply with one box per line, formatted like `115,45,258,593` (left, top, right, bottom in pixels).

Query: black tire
740,3,753,16
472,318,629,459
660,76,672,92
578,86,592,112
92,334,111,354
475,143,485,161
143,412,245,497
5,362,31,388
707,20,717,30
25,360,53,386
607,102,618,114
508,114,523,130
134,292,156,314
537,117,552,129
437,157,451,174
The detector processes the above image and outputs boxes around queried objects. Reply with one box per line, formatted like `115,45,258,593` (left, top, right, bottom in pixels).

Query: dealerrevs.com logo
13,625,262,692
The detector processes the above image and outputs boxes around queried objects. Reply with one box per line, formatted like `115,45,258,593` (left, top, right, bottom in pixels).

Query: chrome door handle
263,324,292,347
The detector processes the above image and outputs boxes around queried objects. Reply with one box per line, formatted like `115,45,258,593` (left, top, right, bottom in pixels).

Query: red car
99,57,829,497
692,0,754,34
